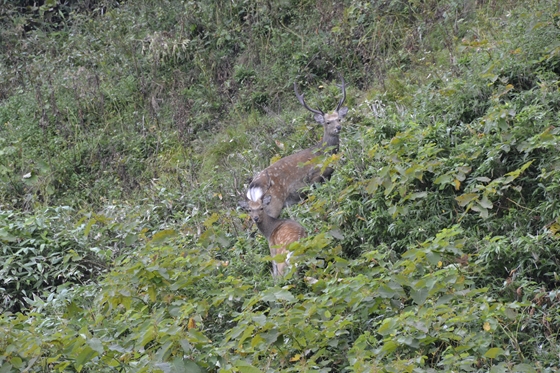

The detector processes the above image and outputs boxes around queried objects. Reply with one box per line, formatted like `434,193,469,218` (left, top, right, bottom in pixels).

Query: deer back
247,147,318,218
247,76,348,219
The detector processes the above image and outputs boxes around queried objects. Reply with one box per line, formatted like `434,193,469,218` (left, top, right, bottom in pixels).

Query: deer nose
336,125,342,132
253,216,260,223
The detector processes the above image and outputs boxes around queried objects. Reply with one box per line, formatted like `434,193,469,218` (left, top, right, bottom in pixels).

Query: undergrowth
1,0,559,372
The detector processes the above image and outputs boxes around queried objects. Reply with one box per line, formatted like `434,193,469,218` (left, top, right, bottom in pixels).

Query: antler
335,75,346,113
294,82,324,116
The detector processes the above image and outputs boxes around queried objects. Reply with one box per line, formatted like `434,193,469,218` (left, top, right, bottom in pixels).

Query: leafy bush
0,208,104,313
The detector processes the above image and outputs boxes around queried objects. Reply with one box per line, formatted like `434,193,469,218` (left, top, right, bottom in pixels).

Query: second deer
247,76,348,219
239,174,307,277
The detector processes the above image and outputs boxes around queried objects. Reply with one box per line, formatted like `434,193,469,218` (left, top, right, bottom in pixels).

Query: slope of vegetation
1,0,559,372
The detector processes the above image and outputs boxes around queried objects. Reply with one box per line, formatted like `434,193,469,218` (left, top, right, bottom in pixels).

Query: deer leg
275,246,288,277
321,166,334,181
269,246,278,277
308,167,334,184
276,261,287,277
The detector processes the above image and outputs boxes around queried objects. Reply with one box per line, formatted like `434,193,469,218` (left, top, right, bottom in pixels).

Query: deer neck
316,134,340,154
256,214,282,239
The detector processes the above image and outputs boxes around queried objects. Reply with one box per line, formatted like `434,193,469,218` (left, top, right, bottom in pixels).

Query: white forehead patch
247,187,263,202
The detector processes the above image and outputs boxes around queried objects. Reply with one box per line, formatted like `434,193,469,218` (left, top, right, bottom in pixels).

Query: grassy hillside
1,0,559,372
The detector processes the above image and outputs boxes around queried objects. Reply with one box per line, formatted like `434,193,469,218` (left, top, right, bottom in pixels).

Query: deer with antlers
246,76,348,219
239,172,307,277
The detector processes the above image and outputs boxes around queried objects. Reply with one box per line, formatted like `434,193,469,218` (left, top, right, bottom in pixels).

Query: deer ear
238,200,249,210
337,106,348,118
313,113,325,124
263,195,272,206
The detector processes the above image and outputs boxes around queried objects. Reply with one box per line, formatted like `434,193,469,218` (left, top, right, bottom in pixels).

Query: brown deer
247,76,348,219
239,174,307,277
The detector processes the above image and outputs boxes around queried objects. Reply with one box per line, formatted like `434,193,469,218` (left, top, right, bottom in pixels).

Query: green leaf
140,325,155,348
366,177,382,194
179,339,193,353
124,233,138,246
187,329,211,346
83,217,97,237
377,283,397,298
203,213,220,228
484,347,505,358
408,191,427,200
504,160,534,179
75,346,98,368
261,288,294,302
150,229,177,244
0,228,17,242
378,318,397,336
410,288,429,305
237,325,256,347
381,340,398,353
328,229,344,239
260,330,279,346
235,360,263,373
455,193,478,207
434,173,453,185
511,363,538,373
178,360,203,373
478,195,493,209
87,338,104,354
10,357,23,369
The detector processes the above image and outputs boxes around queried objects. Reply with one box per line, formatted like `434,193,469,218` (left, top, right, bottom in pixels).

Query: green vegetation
1,0,559,371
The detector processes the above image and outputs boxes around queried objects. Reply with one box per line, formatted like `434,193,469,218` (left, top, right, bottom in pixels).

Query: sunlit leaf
484,347,504,358
203,213,219,228
453,179,461,190
150,229,177,244
455,193,478,207
378,318,397,336
290,354,301,362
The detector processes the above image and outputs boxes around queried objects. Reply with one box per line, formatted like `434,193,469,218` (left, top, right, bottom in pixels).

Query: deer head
294,75,348,149
239,189,272,226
